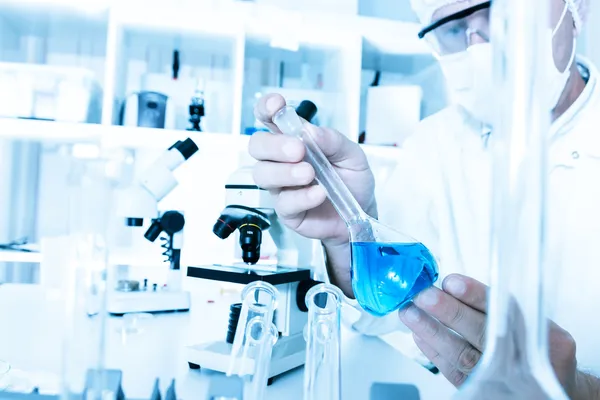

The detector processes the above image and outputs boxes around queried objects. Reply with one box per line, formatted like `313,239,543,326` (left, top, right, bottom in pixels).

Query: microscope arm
117,138,198,224
146,210,185,292
268,214,316,269
168,229,183,271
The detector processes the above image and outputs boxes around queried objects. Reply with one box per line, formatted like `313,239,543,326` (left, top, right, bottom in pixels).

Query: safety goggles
418,1,491,56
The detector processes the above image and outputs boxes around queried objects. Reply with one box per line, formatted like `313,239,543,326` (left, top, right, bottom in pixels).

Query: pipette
273,107,439,316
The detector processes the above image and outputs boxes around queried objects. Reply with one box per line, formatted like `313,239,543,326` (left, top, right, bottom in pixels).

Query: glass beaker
60,145,129,399
303,283,343,400
453,0,569,398
227,281,279,400
273,108,438,317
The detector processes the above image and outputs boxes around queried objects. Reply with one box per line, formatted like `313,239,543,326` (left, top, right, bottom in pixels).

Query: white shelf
111,1,427,54
111,2,243,38
0,117,250,150
359,16,429,55
0,118,102,143
0,117,408,160
0,249,42,264
101,125,249,150
361,144,402,160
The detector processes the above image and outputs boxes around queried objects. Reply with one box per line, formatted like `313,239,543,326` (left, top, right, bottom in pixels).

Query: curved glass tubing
227,281,279,400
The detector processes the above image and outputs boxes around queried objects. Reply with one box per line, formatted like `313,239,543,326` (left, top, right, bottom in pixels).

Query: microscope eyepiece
126,218,144,227
144,220,163,242
170,138,199,160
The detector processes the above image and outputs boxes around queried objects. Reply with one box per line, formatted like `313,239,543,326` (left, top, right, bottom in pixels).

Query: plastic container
0,62,102,123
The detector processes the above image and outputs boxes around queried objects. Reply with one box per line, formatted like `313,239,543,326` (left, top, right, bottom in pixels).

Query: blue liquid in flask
351,242,439,316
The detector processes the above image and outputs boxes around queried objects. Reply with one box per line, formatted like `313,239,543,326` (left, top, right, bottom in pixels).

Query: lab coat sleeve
343,128,442,363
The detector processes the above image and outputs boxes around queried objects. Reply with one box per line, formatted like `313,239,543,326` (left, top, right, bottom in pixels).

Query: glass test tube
227,281,279,400
454,0,569,398
273,107,365,226
61,146,128,399
303,284,343,400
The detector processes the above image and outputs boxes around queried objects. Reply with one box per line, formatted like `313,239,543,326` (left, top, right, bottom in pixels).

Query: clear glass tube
454,0,568,398
227,281,279,400
273,107,439,317
273,107,366,227
303,283,343,400
61,146,128,399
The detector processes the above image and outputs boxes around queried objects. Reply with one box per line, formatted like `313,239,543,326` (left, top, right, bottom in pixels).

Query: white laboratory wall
0,6,107,74
36,145,73,239
254,0,358,15
359,49,448,145
358,0,418,22
0,141,13,243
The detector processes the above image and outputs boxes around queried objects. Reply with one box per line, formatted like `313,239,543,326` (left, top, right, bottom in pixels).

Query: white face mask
438,4,576,127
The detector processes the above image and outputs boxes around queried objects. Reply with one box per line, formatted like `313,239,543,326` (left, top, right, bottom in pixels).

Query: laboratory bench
0,282,456,399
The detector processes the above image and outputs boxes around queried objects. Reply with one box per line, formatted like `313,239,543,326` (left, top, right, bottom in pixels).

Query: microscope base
107,290,191,315
186,332,306,379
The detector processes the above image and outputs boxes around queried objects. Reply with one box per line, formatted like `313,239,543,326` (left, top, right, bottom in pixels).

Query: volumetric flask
303,284,343,400
273,107,438,317
454,0,568,399
227,281,279,400
61,146,128,399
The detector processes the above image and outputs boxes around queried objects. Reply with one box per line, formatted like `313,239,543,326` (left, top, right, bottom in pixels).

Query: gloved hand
249,93,376,296
398,274,600,400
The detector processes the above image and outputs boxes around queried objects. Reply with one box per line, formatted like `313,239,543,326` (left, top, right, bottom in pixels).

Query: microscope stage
187,264,311,285
186,333,306,379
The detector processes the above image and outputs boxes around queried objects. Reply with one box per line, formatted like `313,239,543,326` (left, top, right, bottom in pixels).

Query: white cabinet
359,32,447,146
241,37,361,138
0,0,432,147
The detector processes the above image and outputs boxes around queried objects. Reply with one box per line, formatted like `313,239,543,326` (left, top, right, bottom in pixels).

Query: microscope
109,138,199,315
185,166,322,383
185,100,322,383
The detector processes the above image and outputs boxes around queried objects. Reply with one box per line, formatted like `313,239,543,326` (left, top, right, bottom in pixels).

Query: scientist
248,0,600,397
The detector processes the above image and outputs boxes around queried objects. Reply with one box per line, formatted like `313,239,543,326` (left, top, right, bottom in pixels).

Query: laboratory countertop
0,283,456,400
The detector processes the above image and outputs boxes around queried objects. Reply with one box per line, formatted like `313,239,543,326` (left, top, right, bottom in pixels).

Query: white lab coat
351,56,600,373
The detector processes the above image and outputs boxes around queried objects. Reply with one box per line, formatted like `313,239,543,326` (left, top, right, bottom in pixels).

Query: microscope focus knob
161,211,185,234
296,279,323,312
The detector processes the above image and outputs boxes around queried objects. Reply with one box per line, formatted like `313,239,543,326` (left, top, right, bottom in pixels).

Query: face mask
438,43,495,127
438,4,576,127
